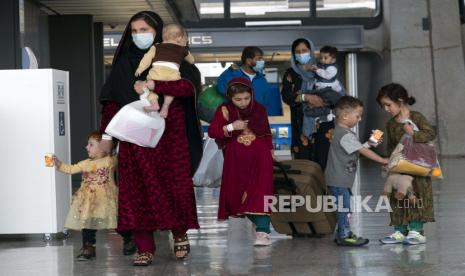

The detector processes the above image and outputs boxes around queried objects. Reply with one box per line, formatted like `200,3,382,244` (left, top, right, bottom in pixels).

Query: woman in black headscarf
99,11,202,265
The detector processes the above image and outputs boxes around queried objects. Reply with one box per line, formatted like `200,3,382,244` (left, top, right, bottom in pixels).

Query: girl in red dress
208,77,274,246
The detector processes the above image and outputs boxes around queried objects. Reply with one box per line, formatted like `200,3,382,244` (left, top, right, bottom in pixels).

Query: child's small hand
134,70,141,77
403,123,415,135
146,80,155,90
53,156,62,168
134,81,146,95
367,138,383,148
310,65,319,71
232,120,248,130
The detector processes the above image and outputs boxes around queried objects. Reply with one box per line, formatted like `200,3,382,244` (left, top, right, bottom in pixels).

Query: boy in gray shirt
325,96,388,246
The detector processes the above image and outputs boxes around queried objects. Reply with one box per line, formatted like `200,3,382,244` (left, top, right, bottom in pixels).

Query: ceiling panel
38,0,176,31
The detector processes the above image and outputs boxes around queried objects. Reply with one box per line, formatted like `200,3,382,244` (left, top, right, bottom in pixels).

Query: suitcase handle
273,168,302,174
273,161,297,193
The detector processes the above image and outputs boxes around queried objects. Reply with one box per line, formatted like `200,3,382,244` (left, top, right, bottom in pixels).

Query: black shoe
76,243,96,261
335,233,369,247
123,239,137,255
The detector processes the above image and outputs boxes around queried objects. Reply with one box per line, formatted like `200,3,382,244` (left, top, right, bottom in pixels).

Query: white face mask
132,32,154,50
252,60,265,73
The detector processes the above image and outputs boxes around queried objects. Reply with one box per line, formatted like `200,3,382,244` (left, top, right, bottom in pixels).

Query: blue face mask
295,53,312,64
252,60,265,73
132,32,154,50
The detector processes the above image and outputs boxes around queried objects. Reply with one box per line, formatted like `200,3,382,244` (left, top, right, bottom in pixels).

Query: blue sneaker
380,231,406,244
403,231,426,245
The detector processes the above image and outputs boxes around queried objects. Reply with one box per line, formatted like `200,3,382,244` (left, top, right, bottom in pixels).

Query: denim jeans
328,186,352,238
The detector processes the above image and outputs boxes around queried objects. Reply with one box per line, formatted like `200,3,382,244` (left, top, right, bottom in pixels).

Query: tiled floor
0,158,464,276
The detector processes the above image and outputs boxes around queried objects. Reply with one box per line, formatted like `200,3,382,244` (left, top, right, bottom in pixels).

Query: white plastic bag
193,137,223,187
105,99,165,148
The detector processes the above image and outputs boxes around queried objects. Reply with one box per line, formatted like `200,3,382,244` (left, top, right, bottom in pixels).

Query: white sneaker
379,231,406,244
403,231,426,245
254,232,272,246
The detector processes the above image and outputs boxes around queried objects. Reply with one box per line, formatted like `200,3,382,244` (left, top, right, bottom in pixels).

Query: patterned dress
58,155,118,230
100,79,199,231
386,111,436,226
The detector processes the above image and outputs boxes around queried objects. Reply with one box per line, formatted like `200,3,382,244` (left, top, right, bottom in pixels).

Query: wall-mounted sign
59,112,65,136
56,82,65,104
188,35,213,45
103,34,122,50
103,25,363,53
186,25,363,52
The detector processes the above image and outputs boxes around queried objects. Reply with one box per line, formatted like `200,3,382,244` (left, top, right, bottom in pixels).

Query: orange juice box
369,129,384,144
45,153,54,167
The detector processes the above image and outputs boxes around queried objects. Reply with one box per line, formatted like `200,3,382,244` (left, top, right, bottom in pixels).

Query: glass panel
194,0,225,19
317,0,378,17
230,0,310,18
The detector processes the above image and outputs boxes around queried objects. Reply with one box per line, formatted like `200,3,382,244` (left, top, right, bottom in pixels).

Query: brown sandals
133,252,153,266
131,235,190,265
173,235,190,259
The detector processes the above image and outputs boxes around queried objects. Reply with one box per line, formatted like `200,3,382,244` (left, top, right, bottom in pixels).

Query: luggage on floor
271,160,336,237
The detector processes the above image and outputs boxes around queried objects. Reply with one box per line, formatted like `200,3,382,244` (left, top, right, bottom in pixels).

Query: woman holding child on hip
280,38,342,170
377,83,436,245
98,11,202,265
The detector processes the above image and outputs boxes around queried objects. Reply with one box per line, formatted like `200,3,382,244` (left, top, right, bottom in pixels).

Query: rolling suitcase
279,159,327,194
271,160,336,237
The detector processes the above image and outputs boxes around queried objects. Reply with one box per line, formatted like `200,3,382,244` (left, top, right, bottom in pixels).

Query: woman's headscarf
99,11,163,105
290,38,317,92
224,77,271,136
99,11,202,175
215,77,271,149
113,11,163,66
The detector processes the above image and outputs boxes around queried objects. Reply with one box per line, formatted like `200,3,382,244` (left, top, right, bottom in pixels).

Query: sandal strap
174,244,189,250
173,234,188,243
173,235,190,259
133,252,153,264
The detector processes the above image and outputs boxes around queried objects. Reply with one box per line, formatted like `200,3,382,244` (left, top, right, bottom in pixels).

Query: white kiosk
0,69,71,239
